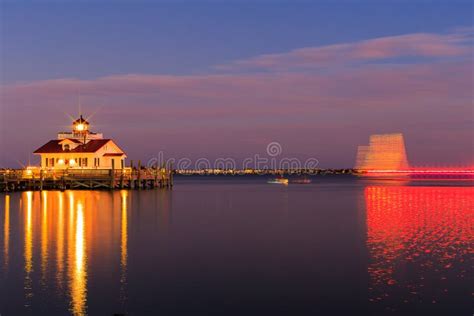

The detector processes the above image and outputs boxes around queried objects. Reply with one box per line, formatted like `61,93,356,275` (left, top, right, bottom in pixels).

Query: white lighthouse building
34,115,127,169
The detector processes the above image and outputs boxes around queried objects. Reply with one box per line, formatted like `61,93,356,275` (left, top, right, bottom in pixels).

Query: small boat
291,177,312,184
267,177,289,185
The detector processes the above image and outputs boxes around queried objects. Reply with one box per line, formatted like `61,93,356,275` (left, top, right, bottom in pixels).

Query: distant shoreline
174,169,355,176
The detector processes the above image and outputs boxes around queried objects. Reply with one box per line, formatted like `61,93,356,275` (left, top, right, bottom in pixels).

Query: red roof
59,139,82,144
34,139,114,154
103,153,125,157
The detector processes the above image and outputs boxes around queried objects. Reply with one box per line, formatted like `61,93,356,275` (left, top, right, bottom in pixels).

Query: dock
0,163,173,192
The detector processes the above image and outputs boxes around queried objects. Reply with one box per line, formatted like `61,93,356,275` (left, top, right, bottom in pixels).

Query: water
0,176,472,315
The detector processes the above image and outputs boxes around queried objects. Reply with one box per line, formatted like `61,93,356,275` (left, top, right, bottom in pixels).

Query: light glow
356,133,474,178
70,201,87,316
120,190,128,302
120,191,128,268
355,133,409,170
364,168,474,176
57,192,65,289
41,191,48,280
4,195,10,268
24,191,34,304
25,192,33,274
365,186,473,305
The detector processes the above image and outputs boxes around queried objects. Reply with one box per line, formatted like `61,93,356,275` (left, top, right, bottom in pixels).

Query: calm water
0,176,472,315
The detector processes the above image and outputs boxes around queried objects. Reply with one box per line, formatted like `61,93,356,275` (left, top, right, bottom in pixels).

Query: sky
0,0,473,168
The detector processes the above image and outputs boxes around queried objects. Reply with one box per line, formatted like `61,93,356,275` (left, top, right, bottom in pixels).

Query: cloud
216,28,473,71
2,61,471,111
1,28,473,167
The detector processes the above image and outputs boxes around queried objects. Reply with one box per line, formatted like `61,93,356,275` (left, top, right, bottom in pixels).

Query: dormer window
59,139,80,151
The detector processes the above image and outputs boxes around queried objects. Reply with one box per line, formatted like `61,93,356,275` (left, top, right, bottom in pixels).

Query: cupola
73,115,90,134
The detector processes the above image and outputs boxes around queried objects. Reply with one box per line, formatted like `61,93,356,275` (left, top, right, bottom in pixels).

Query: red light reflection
365,186,473,310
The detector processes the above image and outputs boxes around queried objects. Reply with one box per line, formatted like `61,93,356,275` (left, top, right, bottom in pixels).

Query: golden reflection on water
57,192,65,291
3,195,10,269
121,190,128,273
41,191,48,282
120,190,128,306
24,191,34,306
365,186,473,310
69,200,87,316
0,190,134,315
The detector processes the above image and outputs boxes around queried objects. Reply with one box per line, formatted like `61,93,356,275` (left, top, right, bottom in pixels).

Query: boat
267,177,289,185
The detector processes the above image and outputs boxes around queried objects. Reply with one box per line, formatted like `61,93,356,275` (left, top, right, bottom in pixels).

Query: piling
110,159,115,189
137,160,142,190
40,170,44,191
129,160,134,189
170,162,174,187
154,161,158,188
120,164,124,189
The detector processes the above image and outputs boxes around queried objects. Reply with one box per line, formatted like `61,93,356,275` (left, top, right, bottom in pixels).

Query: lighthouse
33,115,127,169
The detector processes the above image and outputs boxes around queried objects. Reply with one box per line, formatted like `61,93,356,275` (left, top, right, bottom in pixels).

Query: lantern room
73,115,90,135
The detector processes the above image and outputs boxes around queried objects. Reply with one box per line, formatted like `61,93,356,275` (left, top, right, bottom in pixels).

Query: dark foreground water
0,176,472,315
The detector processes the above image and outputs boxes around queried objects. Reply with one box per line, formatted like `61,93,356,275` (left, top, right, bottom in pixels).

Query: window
45,158,49,167
82,158,88,167
50,158,55,167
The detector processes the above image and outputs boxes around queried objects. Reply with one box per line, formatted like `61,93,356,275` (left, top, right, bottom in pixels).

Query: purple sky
1,2,473,168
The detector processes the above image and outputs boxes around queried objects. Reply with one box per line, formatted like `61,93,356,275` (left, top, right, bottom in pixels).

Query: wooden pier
0,163,173,192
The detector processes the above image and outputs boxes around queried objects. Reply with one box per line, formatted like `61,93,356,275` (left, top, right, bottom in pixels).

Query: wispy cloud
216,28,473,71
1,28,473,167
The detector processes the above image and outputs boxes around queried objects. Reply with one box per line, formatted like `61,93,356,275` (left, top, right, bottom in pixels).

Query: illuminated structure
34,115,126,169
355,133,474,178
355,133,409,170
